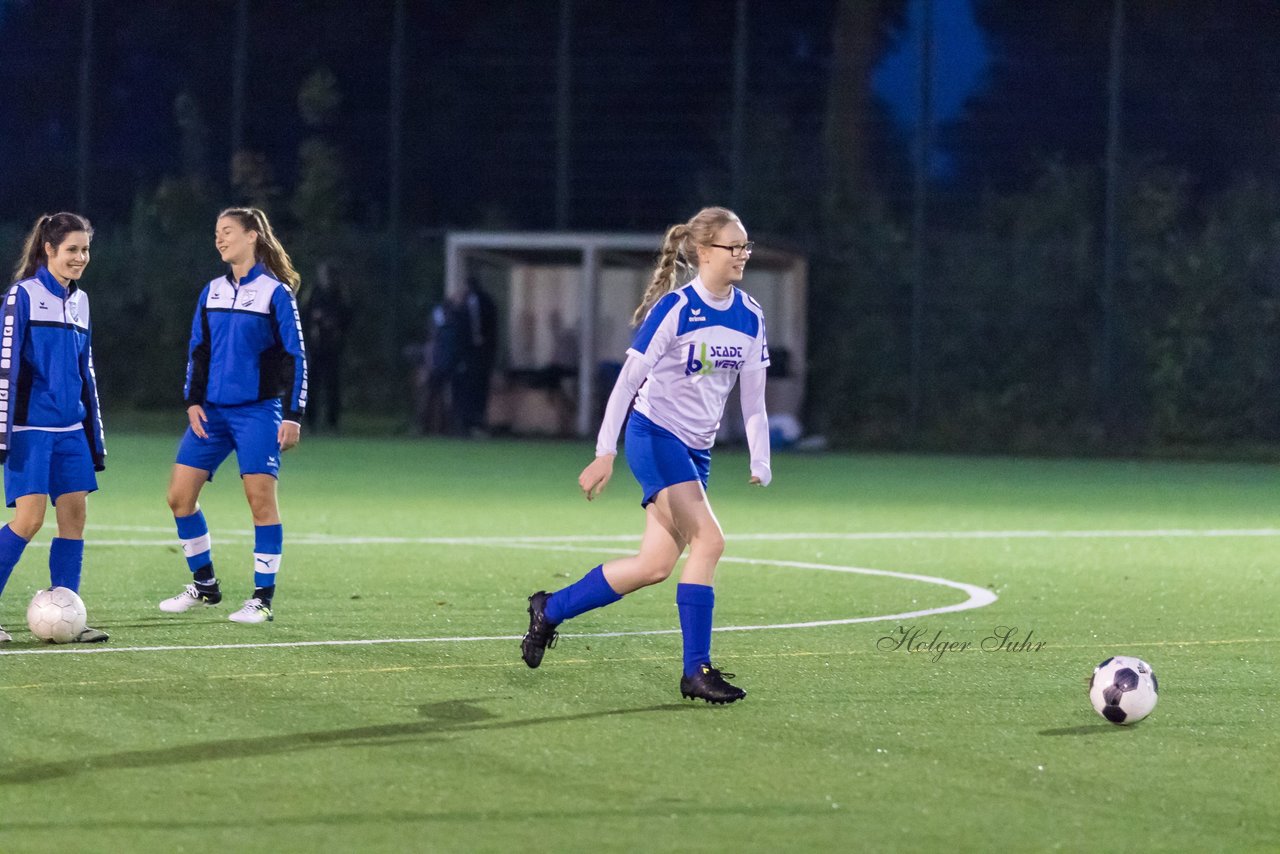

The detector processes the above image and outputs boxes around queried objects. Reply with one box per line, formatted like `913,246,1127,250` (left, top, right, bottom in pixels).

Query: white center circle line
0,534,996,656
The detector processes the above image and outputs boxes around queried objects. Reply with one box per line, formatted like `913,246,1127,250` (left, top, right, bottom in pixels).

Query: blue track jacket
0,266,106,469
183,263,308,421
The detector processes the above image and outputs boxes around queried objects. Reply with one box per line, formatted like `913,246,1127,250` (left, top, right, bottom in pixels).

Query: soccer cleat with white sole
0,625,11,643
228,598,273,624
159,583,222,613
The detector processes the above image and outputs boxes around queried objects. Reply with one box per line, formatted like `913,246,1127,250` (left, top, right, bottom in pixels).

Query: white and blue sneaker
159,583,222,613
228,598,273,624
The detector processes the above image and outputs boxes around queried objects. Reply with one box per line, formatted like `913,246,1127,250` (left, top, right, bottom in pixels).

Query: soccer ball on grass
1089,655,1158,725
27,587,88,643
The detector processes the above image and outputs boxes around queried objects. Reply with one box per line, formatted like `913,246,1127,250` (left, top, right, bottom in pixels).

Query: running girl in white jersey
521,207,771,703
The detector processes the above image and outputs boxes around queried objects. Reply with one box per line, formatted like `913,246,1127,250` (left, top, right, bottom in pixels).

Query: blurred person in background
453,277,498,437
303,261,351,432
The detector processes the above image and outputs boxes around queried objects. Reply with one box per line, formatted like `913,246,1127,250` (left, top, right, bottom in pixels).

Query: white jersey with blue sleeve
628,277,769,450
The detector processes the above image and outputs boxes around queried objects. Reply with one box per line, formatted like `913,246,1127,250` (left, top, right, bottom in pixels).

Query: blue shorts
176,400,282,480
4,429,99,507
624,410,711,507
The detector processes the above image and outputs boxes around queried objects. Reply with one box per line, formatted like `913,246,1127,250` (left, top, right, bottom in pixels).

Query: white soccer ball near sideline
1089,655,1159,725
27,587,87,643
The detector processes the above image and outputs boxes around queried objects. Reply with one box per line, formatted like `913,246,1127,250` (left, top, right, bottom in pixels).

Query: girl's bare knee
639,559,676,586
690,533,725,562
167,488,198,517
9,517,42,541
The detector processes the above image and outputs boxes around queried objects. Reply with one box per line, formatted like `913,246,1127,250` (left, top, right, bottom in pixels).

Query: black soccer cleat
73,626,110,643
680,664,746,704
521,590,559,669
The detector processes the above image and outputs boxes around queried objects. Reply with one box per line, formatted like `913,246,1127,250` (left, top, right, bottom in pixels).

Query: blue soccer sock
545,565,622,624
253,523,283,592
175,510,216,584
0,524,29,599
49,537,84,593
677,583,715,677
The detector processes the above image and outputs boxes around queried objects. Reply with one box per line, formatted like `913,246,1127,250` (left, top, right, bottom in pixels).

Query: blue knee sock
253,524,283,589
175,510,215,583
677,583,715,677
49,537,84,593
0,524,29,599
545,565,622,624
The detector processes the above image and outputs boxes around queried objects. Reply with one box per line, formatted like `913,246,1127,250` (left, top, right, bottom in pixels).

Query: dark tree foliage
946,0,1280,195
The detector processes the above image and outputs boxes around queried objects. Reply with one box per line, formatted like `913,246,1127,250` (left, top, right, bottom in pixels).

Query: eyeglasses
709,242,754,258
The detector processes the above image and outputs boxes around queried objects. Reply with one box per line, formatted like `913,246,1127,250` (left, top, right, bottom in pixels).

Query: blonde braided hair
631,206,741,326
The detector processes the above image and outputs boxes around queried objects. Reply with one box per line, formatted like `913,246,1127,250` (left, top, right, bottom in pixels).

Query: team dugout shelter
444,231,807,441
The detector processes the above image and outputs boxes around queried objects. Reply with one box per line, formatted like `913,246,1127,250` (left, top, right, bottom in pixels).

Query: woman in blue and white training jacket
0,212,109,644
159,207,307,625
521,207,771,704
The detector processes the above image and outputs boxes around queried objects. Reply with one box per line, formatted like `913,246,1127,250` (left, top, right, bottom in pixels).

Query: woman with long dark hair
159,207,308,625
0,212,108,643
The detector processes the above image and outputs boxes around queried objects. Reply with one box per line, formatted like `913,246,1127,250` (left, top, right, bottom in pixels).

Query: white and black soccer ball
1089,655,1158,725
27,587,88,643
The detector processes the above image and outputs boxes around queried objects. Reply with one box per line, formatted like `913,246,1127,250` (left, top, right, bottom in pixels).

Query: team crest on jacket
241,289,257,303
69,303,80,323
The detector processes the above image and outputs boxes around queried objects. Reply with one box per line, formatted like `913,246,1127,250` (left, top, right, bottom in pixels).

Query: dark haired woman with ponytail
158,207,308,625
0,212,109,644
521,207,772,704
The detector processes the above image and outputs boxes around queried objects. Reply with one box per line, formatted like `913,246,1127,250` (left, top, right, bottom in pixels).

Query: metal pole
730,0,748,211
577,244,600,437
388,0,406,360
555,0,572,228
908,0,933,436
1101,0,1125,430
230,0,247,167
76,0,94,212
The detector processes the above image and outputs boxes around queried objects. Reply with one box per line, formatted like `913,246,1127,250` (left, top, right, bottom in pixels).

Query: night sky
1,1,1275,232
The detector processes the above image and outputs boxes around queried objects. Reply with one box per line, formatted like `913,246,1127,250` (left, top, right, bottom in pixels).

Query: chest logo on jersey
684,342,745,376
240,289,257,305
688,308,707,323
68,303,80,323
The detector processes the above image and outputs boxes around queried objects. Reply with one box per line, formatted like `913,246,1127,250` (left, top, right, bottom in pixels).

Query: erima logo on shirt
688,308,707,323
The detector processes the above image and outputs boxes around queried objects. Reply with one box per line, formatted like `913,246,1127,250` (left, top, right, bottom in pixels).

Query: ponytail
631,206,742,326
12,212,94,283
632,223,692,326
217,207,302,293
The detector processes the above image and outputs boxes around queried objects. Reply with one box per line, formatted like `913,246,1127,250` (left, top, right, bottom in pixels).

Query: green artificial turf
0,434,1275,852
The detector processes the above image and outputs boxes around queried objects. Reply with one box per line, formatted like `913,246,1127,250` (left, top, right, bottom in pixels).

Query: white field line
40,525,1280,548
8,525,1267,657
0,534,999,656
